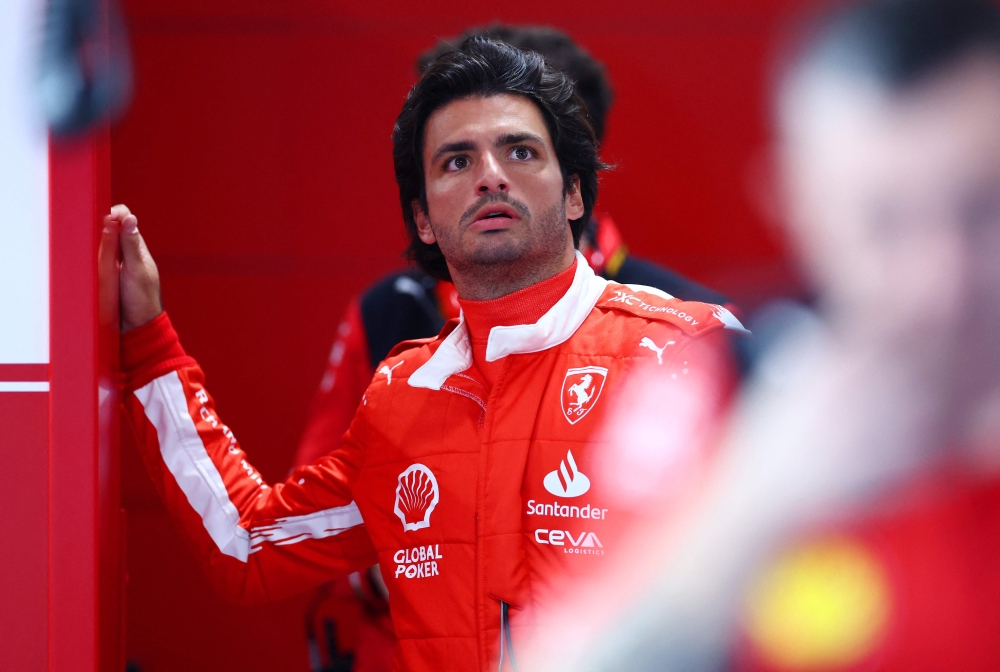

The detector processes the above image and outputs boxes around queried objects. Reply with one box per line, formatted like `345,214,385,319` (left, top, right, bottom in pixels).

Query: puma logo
379,362,403,384
639,337,674,365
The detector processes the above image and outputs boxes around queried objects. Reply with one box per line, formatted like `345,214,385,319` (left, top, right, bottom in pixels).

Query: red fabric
293,299,374,469
434,281,461,321
120,275,736,672
121,311,196,392
458,263,576,389
735,473,1000,672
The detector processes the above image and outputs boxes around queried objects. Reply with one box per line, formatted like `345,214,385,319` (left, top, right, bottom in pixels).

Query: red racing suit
122,254,745,671
735,469,1000,672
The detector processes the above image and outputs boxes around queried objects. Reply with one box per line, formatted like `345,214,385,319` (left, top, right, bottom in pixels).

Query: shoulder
595,282,749,338
359,269,436,306
358,268,445,368
364,319,458,391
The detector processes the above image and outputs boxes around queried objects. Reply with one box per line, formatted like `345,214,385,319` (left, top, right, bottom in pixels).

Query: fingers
104,204,132,231
113,204,164,333
110,203,131,220
119,214,152,268
122,213,138,234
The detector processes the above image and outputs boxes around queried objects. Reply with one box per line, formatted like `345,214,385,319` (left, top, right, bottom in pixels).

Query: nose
476,152,508,194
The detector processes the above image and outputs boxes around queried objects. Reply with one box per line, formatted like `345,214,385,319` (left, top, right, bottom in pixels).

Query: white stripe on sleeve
136,372,252,562
248,502,364,551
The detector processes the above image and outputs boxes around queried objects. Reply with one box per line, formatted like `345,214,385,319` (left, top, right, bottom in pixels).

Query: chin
468,239,527,266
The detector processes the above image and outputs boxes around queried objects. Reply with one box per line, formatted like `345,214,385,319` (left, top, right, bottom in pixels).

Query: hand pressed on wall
104,204,163,333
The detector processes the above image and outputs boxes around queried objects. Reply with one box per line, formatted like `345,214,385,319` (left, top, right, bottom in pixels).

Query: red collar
456,263,576,389
458,263,576,343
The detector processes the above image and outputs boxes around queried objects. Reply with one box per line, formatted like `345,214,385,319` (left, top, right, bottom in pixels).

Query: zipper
497,600,519,672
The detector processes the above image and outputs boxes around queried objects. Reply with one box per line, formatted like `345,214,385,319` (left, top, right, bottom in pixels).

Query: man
523,1,1000,670
110,39,744,671
294,28,739,670
294,24,734,471
736,1,1000,668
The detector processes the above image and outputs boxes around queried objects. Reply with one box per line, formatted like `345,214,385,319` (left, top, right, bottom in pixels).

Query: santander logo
543,449,591,498
394,464,440,532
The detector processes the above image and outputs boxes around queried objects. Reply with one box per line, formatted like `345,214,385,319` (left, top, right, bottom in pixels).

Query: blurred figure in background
524,0,1000,670
293,25,739,672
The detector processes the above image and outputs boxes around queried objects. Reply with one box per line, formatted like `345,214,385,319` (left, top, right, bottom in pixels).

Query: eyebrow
430,141,476,166
496,132,545,147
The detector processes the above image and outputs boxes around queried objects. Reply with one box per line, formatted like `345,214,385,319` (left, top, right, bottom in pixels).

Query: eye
445,156,470,172
509,146,535,161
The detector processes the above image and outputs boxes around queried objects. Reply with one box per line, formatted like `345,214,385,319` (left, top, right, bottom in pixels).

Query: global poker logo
394,464,439,532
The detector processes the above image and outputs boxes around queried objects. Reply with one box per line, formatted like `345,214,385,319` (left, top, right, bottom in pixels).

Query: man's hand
105,204,163,332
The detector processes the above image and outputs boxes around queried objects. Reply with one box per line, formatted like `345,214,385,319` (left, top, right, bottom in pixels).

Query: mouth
469,204,520,232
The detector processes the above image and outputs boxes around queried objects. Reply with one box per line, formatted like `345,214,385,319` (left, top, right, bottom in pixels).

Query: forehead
783,56,1000,196
422,94,553,154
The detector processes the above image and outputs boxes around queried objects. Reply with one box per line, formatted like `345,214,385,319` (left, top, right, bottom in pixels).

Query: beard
432,192,571,288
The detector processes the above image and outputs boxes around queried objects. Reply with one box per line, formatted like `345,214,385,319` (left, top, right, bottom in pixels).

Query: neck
448,246,576,301
456,259,577,389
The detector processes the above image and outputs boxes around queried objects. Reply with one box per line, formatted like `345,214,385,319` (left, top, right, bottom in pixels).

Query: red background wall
111,1,803,669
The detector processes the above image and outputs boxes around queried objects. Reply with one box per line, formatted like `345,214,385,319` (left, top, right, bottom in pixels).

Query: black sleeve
359,270,446,370
609,255,731,306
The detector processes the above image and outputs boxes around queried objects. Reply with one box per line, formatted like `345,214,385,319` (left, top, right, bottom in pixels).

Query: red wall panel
0,392,50,671
111,2,804,669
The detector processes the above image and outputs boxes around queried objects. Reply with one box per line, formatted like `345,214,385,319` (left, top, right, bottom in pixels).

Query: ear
412,199,437,245
564,175,585,221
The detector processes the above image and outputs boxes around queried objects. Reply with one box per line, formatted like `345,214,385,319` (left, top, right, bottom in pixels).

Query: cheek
424,179,461,221
519,168,566,211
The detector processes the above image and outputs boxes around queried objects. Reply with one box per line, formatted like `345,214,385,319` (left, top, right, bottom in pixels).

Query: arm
111,206,377,603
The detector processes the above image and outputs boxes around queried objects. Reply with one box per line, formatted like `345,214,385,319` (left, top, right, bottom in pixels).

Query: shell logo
393,464,440,532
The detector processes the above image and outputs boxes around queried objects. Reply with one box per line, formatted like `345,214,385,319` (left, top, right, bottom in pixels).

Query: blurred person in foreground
292,25,739,672
522,0,1000,670
107,38,745,672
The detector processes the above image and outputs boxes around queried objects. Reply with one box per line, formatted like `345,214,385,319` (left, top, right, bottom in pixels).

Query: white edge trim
408,314,473,391
0,381,48,392
485,251,608,361
408,252,609,390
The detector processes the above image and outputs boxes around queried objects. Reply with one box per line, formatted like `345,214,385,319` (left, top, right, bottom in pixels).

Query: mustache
459,193,531,226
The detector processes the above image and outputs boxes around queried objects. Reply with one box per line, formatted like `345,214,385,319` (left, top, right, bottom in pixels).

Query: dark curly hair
417,25,615,142
393,37,609,281
779,0,1000,96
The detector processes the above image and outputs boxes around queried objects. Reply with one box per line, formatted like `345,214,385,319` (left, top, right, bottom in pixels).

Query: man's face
413,94,583,282
780,55,1000,392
